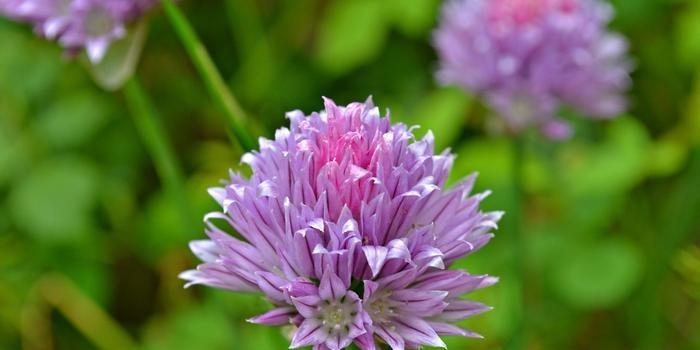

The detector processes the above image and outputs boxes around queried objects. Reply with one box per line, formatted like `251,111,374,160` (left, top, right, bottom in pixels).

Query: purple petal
376,267,417,291
254,271,288,302
189,240,220,262
392,316,446,348
291,295,322,319
428,321,483,339
319,270,347,301
353,331,377,350
363,280,380,300
286,279,319,298
179,265,258,292
247,307,295,326
440,300,493,321
375,325,405,350
290,319,326,349
325,333,352,350
390,289,448,317
363,245,389,278
386,239,411,261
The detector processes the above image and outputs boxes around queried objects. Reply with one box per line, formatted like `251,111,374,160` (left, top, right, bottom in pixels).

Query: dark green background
1,0,699,349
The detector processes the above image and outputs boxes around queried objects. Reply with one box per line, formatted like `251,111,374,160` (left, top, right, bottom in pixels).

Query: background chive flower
181,98,502,349
0,0,155,62
433,0,631,139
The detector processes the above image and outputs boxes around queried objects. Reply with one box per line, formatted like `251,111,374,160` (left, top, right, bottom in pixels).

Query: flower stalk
507,135,526,350
160,0,257,151
123,76,197,234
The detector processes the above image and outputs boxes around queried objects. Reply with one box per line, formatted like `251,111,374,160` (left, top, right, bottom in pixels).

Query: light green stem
39,274,137,350
123,76,197,234
160,0,257,151
637,148,700,349
507,135,526,350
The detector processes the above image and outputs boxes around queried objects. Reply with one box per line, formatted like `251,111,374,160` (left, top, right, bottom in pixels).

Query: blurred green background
1,0,700,349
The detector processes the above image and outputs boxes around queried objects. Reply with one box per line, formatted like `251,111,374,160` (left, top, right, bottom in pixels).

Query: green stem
123,76,197,234
160,0,257,151
637,147,700,350
507,135,526,350
39,274,137,350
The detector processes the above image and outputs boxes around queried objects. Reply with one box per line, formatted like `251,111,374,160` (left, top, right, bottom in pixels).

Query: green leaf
138,191,193,262
558,117,650,197
687,71,700,146
0,25,62,101
449,137,513,212
646,135,688,177
56,256,111,306
87,20,148,91
315,0,388,75
142,304,237,350
401,87,471,151
33,91,113,148
450,137,513,189
0,121,29,187
550,238,643,309
383,0,439,36
8,157,100,243
142,299,289,350
675,2,700,69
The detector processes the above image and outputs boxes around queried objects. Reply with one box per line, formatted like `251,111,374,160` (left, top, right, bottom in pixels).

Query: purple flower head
181,98,503,349
0,0,155,62
433,0,631,139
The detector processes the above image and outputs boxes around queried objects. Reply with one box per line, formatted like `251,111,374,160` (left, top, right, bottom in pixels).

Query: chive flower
181,98,502,349
433,0,631,139
0,0,155,62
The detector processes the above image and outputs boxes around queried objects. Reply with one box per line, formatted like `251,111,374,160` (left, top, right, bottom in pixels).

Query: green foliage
1,0,700,349
315,0,388,75
550,238,643,309
675,2,700,69
9,157,100,243
34,92,114,148
558,117,650,197
384,0,439,36
396,87,472,150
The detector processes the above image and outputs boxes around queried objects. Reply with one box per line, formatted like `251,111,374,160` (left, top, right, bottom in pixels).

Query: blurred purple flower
433,0,631,139
0,0,155,62
181,98,502,349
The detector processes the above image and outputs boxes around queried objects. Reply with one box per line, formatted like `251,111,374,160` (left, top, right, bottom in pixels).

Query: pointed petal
247,307,295,326
86,38,110,63
353,331,377,350
363,245,389,278
440,300,493,321
390,289,448,317
286,279,319,298
179,266,258,292
325,332,350,350
254,271,287,302
347,307,368,340
290,319,326,348
319,270,347,301
386,239,411,261
189,240,220,262
292,295,322,319
392,316,446,348
428,322,483,339
363,280,380,300
376,267,417,291
375,324,405,350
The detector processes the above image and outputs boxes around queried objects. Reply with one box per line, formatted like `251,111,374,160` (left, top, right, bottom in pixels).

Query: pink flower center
488,0,578,26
